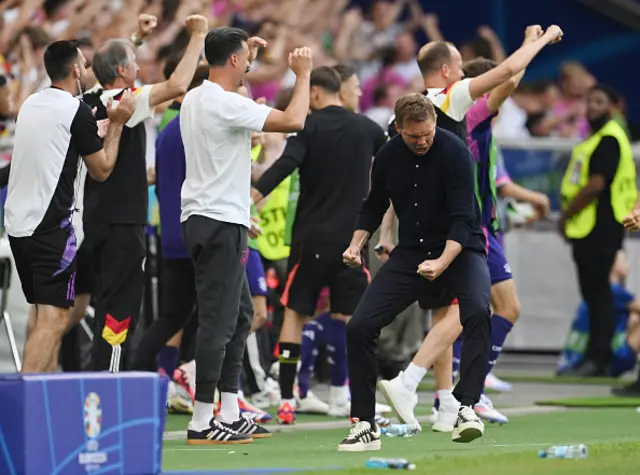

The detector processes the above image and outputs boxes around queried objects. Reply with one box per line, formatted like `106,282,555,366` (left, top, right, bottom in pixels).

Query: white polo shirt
180,80,272,228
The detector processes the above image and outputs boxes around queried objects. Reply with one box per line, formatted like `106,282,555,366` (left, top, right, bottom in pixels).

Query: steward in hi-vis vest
559,85,637,377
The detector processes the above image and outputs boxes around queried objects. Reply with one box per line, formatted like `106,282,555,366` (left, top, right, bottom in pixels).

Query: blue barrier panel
0,372,167,475
501,147,569,212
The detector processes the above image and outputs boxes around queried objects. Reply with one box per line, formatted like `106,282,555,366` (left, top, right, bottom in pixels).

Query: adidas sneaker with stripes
220,416,272,439
337,420,381,452
187,419,253,445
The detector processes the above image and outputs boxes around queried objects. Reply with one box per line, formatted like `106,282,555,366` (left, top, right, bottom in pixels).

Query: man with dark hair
333,64,361,112
180,26,313,444
129,65,209,413
250,65,387,425
80,15,208,373
340,93,490,451
561,84,637,376
4,40,134,373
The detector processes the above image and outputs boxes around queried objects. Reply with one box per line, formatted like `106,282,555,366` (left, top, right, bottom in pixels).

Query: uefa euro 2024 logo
79,392,108,469
84,392,102,439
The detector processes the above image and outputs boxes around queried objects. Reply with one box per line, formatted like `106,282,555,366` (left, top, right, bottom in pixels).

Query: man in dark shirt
251,66,387,425
560,85,637,376
339,94,490,452
79,15,208,372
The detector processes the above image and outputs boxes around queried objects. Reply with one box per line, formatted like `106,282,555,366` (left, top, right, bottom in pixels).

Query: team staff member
180,26,313,444
339,94,490,452
560,85,637,377
80,15,208,372
4,40,134,373
250,66,387,425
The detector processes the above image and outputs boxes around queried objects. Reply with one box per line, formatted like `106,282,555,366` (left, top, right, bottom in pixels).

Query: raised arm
486,25,543,112
251,131,307,203
147,15,208,108
469,25,563,101
262,47,312,133
81,91,136,181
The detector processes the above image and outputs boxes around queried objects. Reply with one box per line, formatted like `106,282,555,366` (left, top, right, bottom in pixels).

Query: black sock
279,342,301,400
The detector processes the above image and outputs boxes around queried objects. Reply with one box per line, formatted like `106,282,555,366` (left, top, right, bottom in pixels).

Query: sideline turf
491,373,632,386
162,408,640,473
536,396,640,408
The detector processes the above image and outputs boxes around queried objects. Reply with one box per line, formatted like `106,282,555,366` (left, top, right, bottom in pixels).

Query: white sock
189,402,214,431
281,398,296,407
218,392,240,423
402,363,427,393
437,389,459,410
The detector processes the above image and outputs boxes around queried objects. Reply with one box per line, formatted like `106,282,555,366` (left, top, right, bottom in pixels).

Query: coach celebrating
339,94,491,452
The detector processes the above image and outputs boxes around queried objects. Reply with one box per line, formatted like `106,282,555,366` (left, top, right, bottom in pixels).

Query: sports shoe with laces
474,394,508,424
187,418,253,445
337,419,381,452
218,415,271,439
276,400,296,425
377,373,420,427
451,406,484,443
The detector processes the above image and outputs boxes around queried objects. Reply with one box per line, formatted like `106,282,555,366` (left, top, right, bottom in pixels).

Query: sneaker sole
250,433,272,439
431,422,454,433
187,438,253,445
377,380,412,425
337,440,381,452
452,425,483,443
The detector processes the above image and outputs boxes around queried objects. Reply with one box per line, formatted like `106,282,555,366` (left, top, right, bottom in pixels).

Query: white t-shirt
493,97,530,140
180,80,272,228
426,78,474,121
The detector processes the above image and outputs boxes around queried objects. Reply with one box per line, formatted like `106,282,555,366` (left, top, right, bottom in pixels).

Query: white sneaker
432,400,460,433
474,394,509,424
251,378,281,409
375,402,392,414
485,372,513,392
166,381,194,414
296,391,329,414
377,373,420,428
452,406,484,443
337,420,381,452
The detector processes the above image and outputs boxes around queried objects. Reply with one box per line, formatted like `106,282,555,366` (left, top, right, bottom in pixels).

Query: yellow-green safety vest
560,119,637,239
251,146,291,261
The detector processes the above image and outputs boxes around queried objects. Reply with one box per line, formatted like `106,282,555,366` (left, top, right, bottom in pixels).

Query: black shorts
282,242,369,316
418,287,457,311
74,237,96,295
9,225,77,308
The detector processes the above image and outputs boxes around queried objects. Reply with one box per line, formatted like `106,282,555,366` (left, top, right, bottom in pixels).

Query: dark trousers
347,248,491,423
572,239,618,368
182,215,253,401
87,224,146,371
130,258,196,371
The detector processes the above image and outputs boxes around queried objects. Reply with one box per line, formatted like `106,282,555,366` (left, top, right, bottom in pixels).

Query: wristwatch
130,34,144,48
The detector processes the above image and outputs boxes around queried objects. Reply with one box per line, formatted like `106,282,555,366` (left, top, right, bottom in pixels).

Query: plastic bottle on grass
366,458,416,470
539,444,588,459
380,424,420,437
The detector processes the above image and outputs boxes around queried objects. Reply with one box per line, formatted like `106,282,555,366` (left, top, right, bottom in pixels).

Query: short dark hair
591,84,621,104
204,27,249,67
417,41,453,75
0,75,7,88
394,93,436,127
44,40,81,83
189,65,209,91
372,84,389,105
310,66,341,93
92,39,133,86
163,53,182,80
76,36,94,49
462,57,497,78
333,64,356,83
275,87,294,110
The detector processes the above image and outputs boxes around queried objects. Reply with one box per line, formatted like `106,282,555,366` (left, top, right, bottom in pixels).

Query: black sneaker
337,420,381,452
187,418,253,445
219,416,272,439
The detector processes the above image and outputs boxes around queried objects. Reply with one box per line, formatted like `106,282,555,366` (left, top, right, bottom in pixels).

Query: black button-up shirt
355,128,486,255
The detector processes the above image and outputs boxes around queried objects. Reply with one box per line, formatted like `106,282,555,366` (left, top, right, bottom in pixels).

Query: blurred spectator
360,45,408,111
364,83,402,129
550,61,595,139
